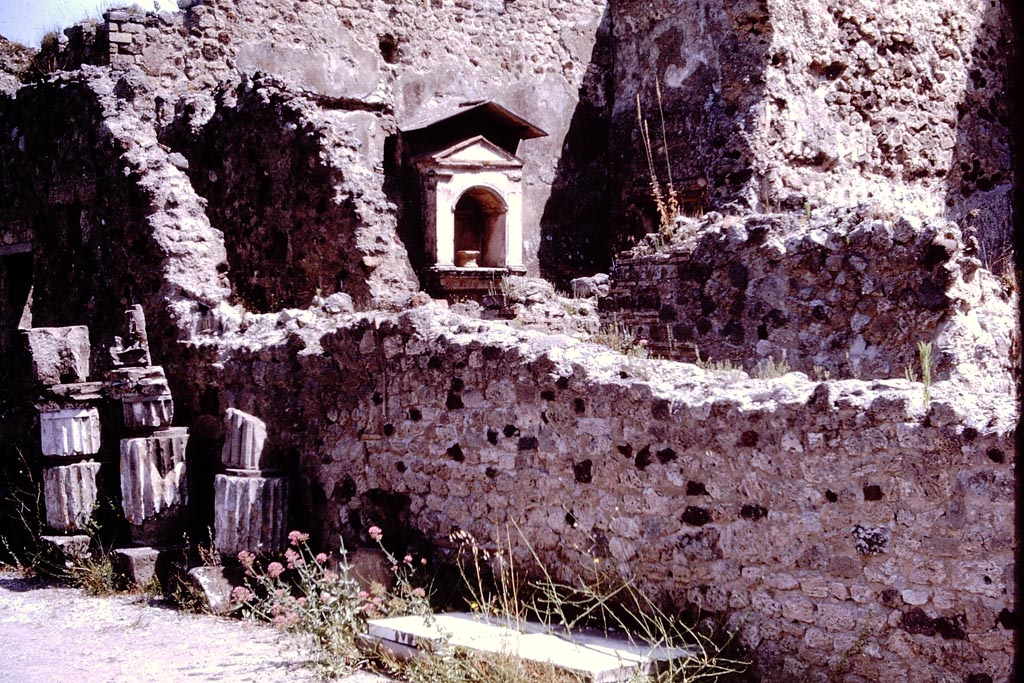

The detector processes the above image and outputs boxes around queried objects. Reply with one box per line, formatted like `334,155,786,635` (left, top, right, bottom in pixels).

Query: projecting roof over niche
400,100,547,157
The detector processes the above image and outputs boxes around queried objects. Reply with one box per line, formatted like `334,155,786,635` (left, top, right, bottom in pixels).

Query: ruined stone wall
127,0,615,284
601,207,1018,394
16,0,1012,277
609,0,1013,257
166,74,417,312
181,305,1014,683
0,69,229,381
610,0,772,238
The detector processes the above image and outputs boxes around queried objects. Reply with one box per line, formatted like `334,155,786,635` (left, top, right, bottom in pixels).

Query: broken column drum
214,408,289,556
119,427,189,527
42,461,102,533
108,306,190,546
25,325,105,536
39,407,101,457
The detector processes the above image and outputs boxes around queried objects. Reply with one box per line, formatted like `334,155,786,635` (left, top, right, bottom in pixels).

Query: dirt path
0,570,390,683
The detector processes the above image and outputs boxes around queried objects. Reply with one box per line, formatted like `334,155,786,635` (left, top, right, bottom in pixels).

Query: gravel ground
0,569,391,683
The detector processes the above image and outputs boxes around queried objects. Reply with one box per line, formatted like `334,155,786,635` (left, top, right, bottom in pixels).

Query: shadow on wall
606,0,772,249
942,0,1014,273
538,6,614,287
164,75,369,313
0,80,173,373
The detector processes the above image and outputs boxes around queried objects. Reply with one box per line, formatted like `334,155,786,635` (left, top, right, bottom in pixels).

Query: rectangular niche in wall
400,100,547,299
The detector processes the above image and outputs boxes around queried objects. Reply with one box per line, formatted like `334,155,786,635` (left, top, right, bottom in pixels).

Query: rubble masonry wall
191,305,1015,683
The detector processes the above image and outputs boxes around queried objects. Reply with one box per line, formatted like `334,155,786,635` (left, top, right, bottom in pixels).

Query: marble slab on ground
365,612,695,683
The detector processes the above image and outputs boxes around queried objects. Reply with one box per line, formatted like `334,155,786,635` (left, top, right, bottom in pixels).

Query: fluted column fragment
214,474,289,556
43,461,102,532
120,427,189,527
39,407,101,457
221,408,269,471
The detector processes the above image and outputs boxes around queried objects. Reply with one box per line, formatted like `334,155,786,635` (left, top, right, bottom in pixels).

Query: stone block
108,31,133,44
39,407,101,457
214,474,288,557
106,366,169,399
109,305,151,367
111,546,160,588
122,393,175,430
220,408,268,471
111,546,182,589
38,534,92,566
42,461,102,533
120,428,188,539
185,565,245,614
23,326,90,386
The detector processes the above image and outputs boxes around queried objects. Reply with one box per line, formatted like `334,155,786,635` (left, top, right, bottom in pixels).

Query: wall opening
0,250,33,384
454,187,507,268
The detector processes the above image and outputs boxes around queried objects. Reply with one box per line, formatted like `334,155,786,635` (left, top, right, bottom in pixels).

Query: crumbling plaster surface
612,0,1011,256
178,302,1015,683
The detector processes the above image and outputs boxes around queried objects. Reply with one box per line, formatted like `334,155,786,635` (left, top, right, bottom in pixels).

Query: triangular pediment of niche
429,135,523,167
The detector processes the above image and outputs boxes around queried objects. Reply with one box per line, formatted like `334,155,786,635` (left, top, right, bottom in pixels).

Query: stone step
364,613,696,683
213,474,288,557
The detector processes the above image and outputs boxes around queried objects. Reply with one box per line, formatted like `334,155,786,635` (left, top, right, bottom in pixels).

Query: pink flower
403,554,413,564
237,550,256,570
267,562,285,579
284,548,303,569
315,552,328,564
368,526,383,541
411,587,426,598
288,530,309,546
230,586,253,603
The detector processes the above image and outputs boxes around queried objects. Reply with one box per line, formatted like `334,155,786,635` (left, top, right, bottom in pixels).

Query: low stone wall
600,207,1018,395
187,304,1014,682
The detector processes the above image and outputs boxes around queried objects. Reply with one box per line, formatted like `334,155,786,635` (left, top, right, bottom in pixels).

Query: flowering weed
233,528,431,678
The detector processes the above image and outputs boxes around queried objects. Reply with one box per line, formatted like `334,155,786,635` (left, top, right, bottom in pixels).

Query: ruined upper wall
611,0,1012,256
131,0,614,283
15,0,1013,278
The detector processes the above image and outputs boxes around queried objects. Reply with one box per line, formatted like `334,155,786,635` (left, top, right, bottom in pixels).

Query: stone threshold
363,612,695,682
